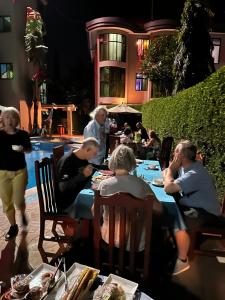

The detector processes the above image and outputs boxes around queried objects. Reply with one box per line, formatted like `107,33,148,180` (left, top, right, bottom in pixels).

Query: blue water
25,141,71,189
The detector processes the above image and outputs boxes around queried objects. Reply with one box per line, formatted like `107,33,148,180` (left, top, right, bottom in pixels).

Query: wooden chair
159,136,174,169
35,157,78,263
189,195,225,259
52,144,64,174
93,191,153,283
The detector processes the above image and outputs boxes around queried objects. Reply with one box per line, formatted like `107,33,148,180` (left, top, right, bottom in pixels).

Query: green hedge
142,66,225,200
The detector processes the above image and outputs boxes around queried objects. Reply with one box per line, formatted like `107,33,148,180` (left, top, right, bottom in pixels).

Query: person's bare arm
164,155,182,194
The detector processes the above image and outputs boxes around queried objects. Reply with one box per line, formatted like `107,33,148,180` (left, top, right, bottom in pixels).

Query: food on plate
93,283,126,300
147,164,158,170
152,178,164,186
60,267,98,300
93,174,112,182
25,286,42,300
12,277,30,297
99,170,114,176
41,272,54,287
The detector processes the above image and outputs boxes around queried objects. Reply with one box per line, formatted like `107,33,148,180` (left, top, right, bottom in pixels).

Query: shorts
0,168,28,213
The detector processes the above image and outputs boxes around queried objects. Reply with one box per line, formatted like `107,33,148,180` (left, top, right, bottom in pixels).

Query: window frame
99,33,126,62
100,66,125,98
136,38,150,60
0,15,11,33
211,38,221,64
0,63,14,79
135,73,148,91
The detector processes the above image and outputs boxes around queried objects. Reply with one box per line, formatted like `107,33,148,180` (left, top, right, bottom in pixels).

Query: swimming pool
25,141,72,189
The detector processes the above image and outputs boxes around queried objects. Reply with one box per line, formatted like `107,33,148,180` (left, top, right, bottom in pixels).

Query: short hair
109,144,136,172
92,106,108,120
2,107,20,126
178,140,197,161
82,137,100,149
124,128,132,136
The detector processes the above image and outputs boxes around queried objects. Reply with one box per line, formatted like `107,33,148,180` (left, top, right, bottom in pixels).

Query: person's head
149,130,158,139
81,137,100,160
136,122,142,129
2,107,20,129
109,144,136,174
124,128,132,136
93,106,107,125
174,140,197,165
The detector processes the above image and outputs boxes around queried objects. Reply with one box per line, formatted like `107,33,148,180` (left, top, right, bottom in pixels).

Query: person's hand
82,165,93,177
169,154,182,172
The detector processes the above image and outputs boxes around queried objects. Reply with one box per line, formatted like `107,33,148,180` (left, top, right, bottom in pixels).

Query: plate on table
135,159,143,164
99,170,114,176
94,274,138,300
151,179,164,187
145,164,159,170
45,263,99,300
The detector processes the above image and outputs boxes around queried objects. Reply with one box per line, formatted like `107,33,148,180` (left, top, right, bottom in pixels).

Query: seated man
56,137,100,216
164,140,222,275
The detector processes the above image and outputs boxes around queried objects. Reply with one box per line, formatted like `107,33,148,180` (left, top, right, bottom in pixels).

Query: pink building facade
86,17,225,106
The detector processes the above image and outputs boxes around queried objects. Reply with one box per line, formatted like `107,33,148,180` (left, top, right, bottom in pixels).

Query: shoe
22,214,28,227
172,258,190,276
5,225,19,241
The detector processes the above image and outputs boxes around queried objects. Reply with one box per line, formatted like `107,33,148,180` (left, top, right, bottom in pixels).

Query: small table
74,160,186,231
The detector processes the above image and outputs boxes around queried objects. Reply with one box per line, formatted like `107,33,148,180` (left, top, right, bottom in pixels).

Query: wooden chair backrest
159,136,174,168
52,145,64,168
35,157,58,215
93,191,153,281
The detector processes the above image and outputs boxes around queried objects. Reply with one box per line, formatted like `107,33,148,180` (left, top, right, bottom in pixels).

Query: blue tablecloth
74,160,186,231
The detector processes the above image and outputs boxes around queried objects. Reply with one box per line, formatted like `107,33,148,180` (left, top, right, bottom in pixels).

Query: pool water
25,141,72,189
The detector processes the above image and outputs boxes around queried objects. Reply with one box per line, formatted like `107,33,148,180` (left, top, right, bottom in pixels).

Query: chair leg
188,231,198,260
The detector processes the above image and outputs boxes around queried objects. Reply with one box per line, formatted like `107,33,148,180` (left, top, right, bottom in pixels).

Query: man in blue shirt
83,106,109,166
164,140,221,275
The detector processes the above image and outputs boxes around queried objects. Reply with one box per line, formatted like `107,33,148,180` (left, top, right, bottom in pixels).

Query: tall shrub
173,0,215,94
142,66,225,200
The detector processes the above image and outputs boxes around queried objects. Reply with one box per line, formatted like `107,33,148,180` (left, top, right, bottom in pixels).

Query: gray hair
178,140,197,161
92,106,108,120
109,144,136,172
82,137,100,149
2,107,20,126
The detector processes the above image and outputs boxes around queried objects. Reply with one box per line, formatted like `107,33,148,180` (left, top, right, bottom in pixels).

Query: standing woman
0,107,32,240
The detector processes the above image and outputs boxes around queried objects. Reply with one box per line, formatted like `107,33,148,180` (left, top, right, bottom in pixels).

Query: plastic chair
93,191,153,283
35,157,78,263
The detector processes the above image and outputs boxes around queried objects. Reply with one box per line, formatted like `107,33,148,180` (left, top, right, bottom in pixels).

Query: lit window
136,39,149,60
0,16,11,32
0,63,14,79
100,34,126,62
40,81,47,104
211,38,221,64
136,73,148,91
100,67,125,97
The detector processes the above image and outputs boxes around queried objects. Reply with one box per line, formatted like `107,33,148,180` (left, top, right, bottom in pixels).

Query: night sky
37,0,225,103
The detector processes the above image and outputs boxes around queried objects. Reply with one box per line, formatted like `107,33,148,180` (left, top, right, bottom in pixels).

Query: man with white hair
83,106,108,166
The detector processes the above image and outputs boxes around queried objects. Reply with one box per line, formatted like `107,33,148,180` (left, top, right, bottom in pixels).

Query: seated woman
120,127,133,144
93,144,162,251
144,130,161,159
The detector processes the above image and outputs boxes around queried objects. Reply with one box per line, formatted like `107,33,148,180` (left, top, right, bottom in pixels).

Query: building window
0,16,11,32
100,67,125,97
100,34,126,62
40,81,47,104
211,38,221,64
136,73,148,91
136,39,149,60
0,63,14,79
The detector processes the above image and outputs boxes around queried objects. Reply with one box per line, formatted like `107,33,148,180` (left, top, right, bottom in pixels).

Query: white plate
45,263,99,300
151,179,164,187
28,263,61,289
103,274,138,300
136,159,143,164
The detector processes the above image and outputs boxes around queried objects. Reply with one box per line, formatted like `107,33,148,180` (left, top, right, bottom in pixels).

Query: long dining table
73,160,186,232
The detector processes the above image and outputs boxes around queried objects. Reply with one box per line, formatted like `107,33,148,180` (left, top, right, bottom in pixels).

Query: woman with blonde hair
0,107,32,240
